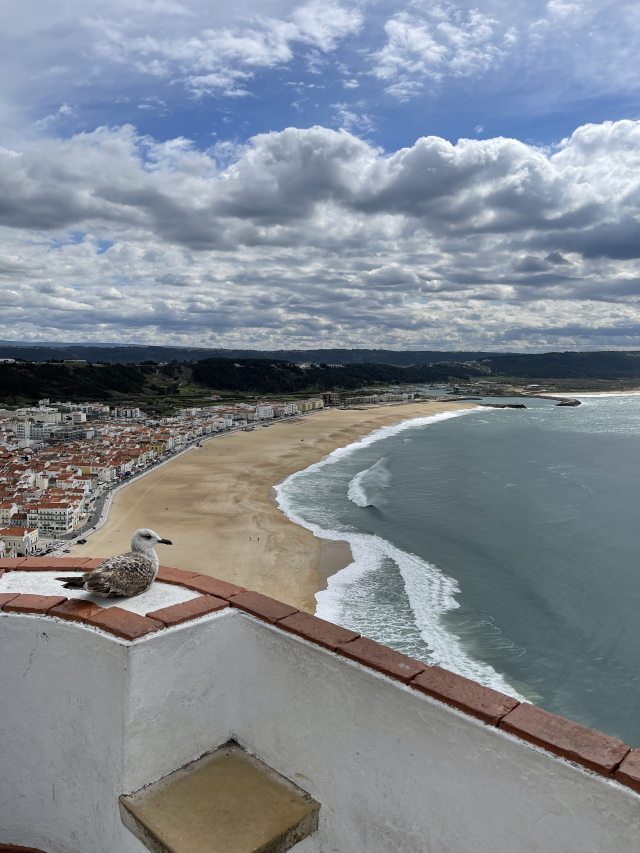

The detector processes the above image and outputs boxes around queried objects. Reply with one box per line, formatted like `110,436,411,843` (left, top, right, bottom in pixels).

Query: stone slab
119,742,319,853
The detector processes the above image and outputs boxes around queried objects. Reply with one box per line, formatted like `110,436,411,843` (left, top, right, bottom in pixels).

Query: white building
15,407,62,424
256,405,274,420
63,411,87,424
26,502,75,534
0,502,17,526
114,407,143,419
0,526,39,557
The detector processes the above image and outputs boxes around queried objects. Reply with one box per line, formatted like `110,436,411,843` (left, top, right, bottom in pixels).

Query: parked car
77,539,87,544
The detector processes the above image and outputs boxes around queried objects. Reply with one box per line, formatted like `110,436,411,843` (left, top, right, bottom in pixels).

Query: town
0,390,415,559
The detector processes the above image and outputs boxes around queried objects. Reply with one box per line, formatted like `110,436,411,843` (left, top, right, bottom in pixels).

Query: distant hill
2,344,640,382
0,343,497,366
0,358,479,405
480,351,640,379
0,340,150,347
0,362,148,401
190,358,478,394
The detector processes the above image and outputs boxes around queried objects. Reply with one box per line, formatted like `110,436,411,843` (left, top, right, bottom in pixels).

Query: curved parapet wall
1,557,640,853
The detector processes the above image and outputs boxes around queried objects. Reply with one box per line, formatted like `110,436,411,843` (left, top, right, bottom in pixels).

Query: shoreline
267,480,354,591
70,401,474,612
563,389,640,397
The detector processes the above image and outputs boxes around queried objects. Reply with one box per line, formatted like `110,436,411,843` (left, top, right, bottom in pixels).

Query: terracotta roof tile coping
82,558,108,570
0,845,51,852
410,666,519,726
147,595,228,627
83,606,164,641
156,565,200,585
277,610,359,650
336,636,426,684
48,599,105,624
499,703,630,776
228,590,298,623
2,594,68,615
0,558,26,569
18,557,92,571
615,749,640,792
0,592,21,608
180,574,247,599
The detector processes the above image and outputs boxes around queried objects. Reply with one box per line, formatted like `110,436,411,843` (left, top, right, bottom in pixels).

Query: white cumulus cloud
0,120,640,349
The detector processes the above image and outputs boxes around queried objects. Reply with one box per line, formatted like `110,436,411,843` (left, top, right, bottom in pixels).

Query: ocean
275,393,640,745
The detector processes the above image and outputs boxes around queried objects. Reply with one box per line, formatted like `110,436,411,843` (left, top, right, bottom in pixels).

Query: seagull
56,528,173,598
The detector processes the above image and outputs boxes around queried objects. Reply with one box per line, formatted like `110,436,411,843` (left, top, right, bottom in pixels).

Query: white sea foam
347,457,391,507
566,392,640,398
274,407,528,700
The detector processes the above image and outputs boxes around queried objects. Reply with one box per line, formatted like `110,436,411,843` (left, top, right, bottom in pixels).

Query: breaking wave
274,407,528,701
347,457,391,507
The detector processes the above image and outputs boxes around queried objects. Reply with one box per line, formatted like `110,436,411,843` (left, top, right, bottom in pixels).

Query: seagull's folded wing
84,568,121,596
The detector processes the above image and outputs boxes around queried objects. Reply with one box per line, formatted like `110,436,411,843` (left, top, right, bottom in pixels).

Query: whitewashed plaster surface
2,604,640,853
0,615,149,853
0,571,199,614
231,618,640,853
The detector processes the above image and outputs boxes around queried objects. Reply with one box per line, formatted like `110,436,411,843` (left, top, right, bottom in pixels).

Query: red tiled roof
0,527,37,536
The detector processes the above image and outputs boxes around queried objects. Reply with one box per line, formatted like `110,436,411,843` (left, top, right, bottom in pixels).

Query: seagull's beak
158,538,173,545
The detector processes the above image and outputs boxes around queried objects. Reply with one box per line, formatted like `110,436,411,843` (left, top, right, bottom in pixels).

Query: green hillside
0,358,478,409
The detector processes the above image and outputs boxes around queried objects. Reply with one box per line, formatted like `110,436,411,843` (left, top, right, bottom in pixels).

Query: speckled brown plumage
57,528,172,598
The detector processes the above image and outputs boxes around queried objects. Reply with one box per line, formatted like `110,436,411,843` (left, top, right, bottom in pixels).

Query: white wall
0,608,240,853
0,615,147,853
122,611,240,792
231,617,640,853
2,607,640,853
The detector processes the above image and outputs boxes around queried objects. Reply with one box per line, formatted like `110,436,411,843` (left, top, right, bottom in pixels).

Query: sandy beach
71,401,473,612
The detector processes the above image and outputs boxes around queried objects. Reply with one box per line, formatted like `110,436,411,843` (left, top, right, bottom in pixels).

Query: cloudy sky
1,0,639,351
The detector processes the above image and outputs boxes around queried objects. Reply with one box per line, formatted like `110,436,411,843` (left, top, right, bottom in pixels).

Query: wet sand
71,401,473,612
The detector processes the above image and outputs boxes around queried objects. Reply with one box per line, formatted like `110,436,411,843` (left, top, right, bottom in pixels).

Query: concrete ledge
119,742,320,853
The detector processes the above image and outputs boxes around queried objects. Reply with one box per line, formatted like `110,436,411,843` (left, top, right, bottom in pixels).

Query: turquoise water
275,394,640,745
